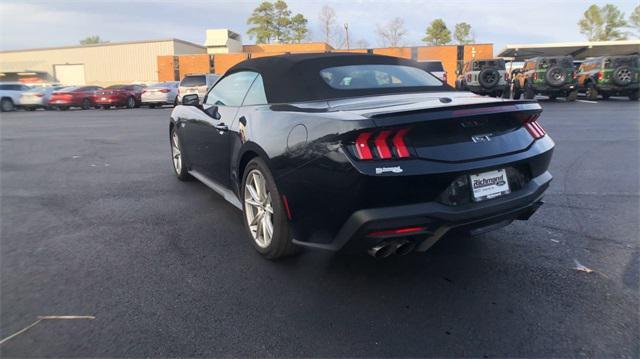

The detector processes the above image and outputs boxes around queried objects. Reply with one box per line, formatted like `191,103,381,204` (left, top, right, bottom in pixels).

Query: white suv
456,59,509,98
177,74,220,104
0,83,31,112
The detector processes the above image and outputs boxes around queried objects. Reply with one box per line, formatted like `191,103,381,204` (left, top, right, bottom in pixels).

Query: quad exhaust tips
368,239,416,258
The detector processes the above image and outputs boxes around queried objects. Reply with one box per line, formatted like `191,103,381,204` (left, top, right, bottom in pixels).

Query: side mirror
182,94,199,106
204,105,221,120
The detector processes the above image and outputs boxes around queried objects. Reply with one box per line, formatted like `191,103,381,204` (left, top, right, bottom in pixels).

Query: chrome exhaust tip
395,239,416,256
368,242,396,258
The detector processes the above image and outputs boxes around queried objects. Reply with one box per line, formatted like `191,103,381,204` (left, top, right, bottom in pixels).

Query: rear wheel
601,93,610,100
126,96,136,109
586,82,598,100
242,158,298,259
629,90,639,101
81,98,91,110
148,104,156,109
1,98,15,112
58,106,68,111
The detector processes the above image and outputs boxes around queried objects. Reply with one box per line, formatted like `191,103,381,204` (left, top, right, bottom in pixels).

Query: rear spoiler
369,101,541,127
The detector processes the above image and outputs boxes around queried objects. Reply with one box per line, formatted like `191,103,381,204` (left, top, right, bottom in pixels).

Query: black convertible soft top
225,53,452,103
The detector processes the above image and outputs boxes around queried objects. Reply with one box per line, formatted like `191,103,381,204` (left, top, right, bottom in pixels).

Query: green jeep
576,55,639,101
512,56,578,101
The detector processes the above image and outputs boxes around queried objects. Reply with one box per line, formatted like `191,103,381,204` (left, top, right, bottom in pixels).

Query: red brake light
597,71,603,80
352,128,411,160
521,114,545,139
368,226,427,237
533,72,538,81
35,93,44,97
355,132,374,160
159,89,170,93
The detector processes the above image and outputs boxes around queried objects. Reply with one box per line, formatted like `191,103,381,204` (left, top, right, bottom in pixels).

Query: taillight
35,93,44,97
159,89,170,93
533,72,538,81
368,226,427,238
597,71,603,80
504,72,509,81
351,128,411,160
572,71,577,79
442,72,447,83
521,114,545,139
142,90,147,94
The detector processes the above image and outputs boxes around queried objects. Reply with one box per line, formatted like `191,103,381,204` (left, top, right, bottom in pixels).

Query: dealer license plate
101,97,107,101
470,169,510,202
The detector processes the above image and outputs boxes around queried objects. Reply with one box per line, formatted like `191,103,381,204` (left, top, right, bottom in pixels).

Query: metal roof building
497,40,640,61
0,39,206,86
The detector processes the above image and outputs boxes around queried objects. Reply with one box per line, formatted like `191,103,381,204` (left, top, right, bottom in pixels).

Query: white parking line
577,100,598,104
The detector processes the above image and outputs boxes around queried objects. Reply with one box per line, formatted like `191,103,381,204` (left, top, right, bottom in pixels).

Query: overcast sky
1,0,638,53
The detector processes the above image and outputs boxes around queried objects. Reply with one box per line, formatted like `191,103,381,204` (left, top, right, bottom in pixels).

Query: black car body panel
170,53,554,254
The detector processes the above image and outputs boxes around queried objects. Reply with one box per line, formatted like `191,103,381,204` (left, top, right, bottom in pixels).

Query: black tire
241,157,298,259
545,66,566,87
629,90,639,101
170,127,192,181
101,105,110,110
148,104,156,109
26,107,36,111
511,82,521,100
612,66,634,86
601,93,610,100
478,68,500,89
126,96,136,109
566,90,578,102
523,82,535,99
501,86,511,99
173,96,178,107
1,98,15,112
586,82,598,101
81,98,91,110
59,106,68,111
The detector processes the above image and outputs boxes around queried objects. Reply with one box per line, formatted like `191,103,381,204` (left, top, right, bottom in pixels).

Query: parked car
18,86,64,110
512,56,577,101
0,83,31,112
169,53,554,260
456,59,509,98
576,55,639,101
141,81,179,108
417,60,447,82
177,74,220,104
94,84,145,109
49,86,103,110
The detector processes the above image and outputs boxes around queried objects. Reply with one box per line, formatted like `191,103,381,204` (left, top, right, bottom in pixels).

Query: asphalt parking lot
1,99,639,357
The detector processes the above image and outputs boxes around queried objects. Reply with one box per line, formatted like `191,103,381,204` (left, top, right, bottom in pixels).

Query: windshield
538,57,573,69
605,56,639,69
106,85,127,89
180,76,206,87
473,60,506,70
58,86,78,92
320,64,442,90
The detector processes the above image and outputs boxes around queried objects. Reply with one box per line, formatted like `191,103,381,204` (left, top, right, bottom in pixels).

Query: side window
205,71,258,107
242,75,268,106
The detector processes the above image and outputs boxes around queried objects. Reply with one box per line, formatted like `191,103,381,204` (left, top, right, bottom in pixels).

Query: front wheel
81,98,91,110
170,128,192,181
242,158,298,259
1,98,15,112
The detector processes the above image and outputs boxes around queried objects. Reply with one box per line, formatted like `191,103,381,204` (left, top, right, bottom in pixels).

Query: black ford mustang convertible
170,53,554,259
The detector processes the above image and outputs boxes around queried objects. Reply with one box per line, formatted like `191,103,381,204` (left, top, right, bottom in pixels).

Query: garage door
54,64,86,85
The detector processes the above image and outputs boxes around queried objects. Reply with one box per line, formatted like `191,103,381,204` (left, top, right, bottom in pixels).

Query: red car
48,86,103,110
94,84,145,109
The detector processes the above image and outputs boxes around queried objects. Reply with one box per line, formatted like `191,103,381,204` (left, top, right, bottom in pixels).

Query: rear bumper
534,83,576,94
95,96,126,105
596,83,639,94
466,84,509,94
293,170,552,253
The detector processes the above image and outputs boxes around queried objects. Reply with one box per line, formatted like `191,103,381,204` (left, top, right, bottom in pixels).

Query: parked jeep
456,59,509,97
512,56,577,101
576,55,639,101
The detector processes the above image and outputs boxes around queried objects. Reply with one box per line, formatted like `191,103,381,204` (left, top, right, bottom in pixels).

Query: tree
246,1,308,44
319,5,340,47
247,1,276,43
578,4,627,41
423,19,451,45
629,5,640,36
454,22,474,44
79,35,104,45
289,14,309,43
376,17,407,47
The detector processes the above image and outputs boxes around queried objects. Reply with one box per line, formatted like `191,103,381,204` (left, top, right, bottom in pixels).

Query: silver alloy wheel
128,97,135,108
244,169,274,248
171,131,182,174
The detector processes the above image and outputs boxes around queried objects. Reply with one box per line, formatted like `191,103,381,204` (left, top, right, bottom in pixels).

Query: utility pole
344,23,350,49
